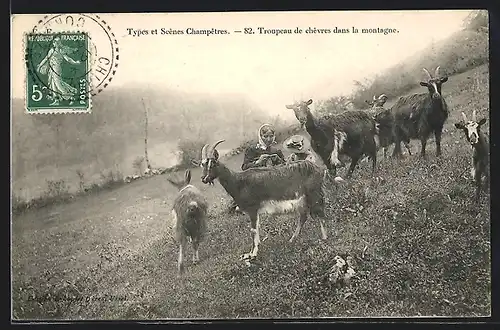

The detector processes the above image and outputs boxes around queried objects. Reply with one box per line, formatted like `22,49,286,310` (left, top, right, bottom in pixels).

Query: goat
363,94,411,158
167,169,208,275
285,99,377,178
391,66,449,158
373,107,412,159
454,110,489,202
198,140,328,262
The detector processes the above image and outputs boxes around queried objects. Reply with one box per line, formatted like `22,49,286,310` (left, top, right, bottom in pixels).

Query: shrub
132,156,145,175
76,169,85,193
178,138,206,169
44,179,70,199
100,169,124,189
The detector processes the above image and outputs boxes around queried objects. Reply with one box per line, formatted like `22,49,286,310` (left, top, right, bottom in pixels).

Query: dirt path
12,152,250,318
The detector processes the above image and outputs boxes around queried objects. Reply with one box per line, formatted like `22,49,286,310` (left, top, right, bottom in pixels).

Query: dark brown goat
197,140,328,263
285,99,377,178
454,110,489,202
373,107,412,158
391,66,449,158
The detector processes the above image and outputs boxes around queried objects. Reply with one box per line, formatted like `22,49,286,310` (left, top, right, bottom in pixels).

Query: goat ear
478,118,487,126
440,77,448,83
420,81,429,87
184,169,191,185
191,159,201,167
454,122,465,129
213,149,220,160
306,99,313,105
285,104,294,109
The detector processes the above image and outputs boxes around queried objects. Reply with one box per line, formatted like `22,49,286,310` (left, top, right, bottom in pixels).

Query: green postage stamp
24,32,91,113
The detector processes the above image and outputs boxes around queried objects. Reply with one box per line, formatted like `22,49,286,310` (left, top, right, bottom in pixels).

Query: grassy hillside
11,87,272,202
312,11,488,115
11,64,490,319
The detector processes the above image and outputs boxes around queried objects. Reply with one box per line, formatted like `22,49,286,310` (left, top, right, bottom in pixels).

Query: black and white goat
198,140,328,262
454,110,489,201
285,99,377,178
167,169,208,275
391,66,449,158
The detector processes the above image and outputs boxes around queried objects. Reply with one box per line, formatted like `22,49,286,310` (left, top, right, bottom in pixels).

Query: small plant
133,156,145,176
100,169,124,189
44,179,70,199
76,169,86,193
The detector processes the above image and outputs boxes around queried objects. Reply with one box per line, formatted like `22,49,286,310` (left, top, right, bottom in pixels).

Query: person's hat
283,135,311,154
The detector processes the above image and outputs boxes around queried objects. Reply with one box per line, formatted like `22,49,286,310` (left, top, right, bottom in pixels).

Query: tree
141,98,151,171
463,10,488,32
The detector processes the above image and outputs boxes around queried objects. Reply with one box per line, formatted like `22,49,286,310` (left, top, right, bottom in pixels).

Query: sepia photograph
10,9,490,320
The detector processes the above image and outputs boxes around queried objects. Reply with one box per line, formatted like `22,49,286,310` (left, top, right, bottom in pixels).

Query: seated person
283,134,317,164
229,124,285,213
241,123,285,170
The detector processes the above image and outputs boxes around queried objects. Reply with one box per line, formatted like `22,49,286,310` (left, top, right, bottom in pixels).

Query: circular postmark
29,14,119,97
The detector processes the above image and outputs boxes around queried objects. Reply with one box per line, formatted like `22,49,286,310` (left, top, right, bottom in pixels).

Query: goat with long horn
391,65,449,158
197,139,331,264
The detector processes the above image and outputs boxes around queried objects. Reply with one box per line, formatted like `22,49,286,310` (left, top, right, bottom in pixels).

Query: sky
11,10,473,117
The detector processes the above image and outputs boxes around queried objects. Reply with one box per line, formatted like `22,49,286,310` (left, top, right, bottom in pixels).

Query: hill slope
12,64,490,319
12,87,272,201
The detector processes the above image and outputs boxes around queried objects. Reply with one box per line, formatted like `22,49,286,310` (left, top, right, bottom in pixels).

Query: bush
178,139,206,169
132,156,145,175
100,169,124,189
44,179,70,199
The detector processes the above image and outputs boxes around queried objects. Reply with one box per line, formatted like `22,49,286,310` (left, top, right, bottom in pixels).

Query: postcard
11,10,490,320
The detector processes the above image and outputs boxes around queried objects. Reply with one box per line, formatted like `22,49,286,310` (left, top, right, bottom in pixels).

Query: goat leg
404,141,412,155
192,238,200,265
475,167,482,203
177,239,187,275
420,129,431,159
315,214,328,240
434,129,443,157
240,212,260,260
346,156,360,178
289,209,307,243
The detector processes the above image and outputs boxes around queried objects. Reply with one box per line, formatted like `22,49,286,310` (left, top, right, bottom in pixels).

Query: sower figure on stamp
227,123,286,214
282,134,317,164
36,36,81,106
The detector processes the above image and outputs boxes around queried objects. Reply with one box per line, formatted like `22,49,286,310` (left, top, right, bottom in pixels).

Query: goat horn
472,109,477,122
434,66,441,77
209,140,225,156
461,112,468,122
201,144,209,160
422,68,432,80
